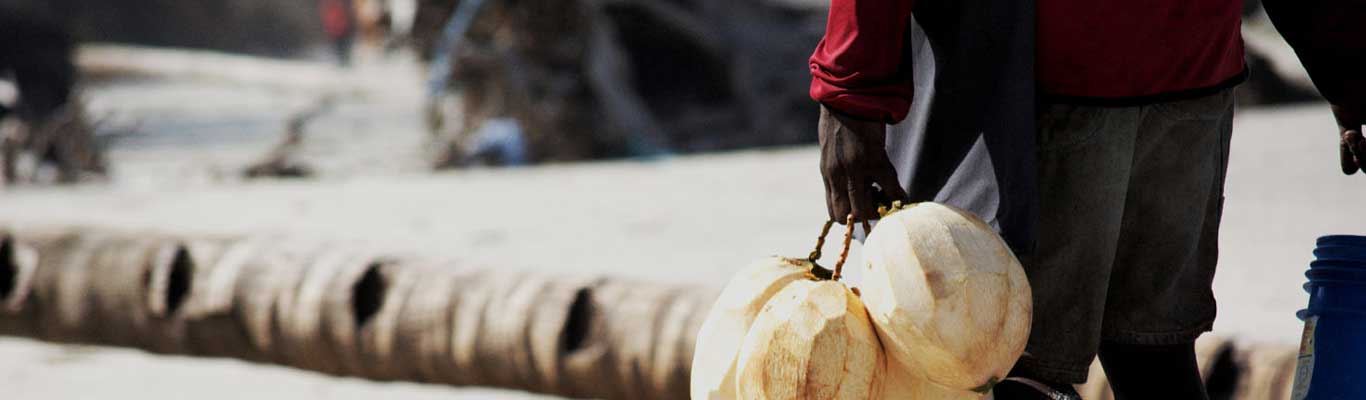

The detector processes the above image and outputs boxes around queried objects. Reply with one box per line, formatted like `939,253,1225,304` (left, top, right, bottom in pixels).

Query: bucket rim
1315,245,1366,258
1306,268,1366,279
1308,268,1366,276
1299,306,1366,320
1302,278,1366,288
1313,256,1366,264
1310,260,1366,268
1302,277,1366,294
1318,235,1366,247
1314,244,1366,252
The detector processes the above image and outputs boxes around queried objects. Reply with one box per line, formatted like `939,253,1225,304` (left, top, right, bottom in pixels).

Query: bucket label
1292,316,1317,400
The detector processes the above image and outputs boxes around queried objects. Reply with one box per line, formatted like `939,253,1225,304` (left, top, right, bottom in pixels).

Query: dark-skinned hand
818,104,908,223
1335,104,1365,175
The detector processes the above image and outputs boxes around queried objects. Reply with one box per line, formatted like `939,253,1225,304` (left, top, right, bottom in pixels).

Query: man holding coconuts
810,0,1364,399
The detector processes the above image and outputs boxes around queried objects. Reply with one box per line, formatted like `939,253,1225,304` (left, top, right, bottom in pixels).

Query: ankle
1098,341,1209,400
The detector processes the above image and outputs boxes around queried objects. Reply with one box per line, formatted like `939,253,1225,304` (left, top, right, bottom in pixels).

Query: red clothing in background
320,0,353,39
809,0,1246,123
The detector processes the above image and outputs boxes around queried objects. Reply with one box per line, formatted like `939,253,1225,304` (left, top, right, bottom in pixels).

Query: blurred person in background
810,0,1364,399
319,0,357,66
382,0,418,52
352,0,418,56
0,4,86,184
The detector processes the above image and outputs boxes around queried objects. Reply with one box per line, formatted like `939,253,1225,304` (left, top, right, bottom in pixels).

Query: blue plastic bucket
1309,260,1366,268
1313,245,1366,260
1305,265,1366,280
1293,235,1366,399
1317,235,1366,247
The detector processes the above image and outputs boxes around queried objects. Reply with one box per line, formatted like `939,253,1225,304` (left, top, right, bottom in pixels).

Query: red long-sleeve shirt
810,0,1246,123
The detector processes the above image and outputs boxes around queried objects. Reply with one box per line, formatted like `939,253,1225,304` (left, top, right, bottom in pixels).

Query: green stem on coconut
877,200,914,218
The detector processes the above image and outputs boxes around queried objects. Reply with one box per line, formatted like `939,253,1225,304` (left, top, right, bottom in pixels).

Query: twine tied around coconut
805,213,867,282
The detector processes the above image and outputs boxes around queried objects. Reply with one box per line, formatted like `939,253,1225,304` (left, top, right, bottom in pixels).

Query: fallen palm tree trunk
0,229,713,400
0,229,1298,399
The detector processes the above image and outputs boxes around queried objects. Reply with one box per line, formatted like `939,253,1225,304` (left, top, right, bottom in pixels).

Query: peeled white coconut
734,279,884,400
860,202,1032,394
690,257,813,400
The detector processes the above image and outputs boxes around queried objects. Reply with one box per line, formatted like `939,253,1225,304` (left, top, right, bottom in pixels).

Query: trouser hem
1102,324,1212,346
1010,357,1091,384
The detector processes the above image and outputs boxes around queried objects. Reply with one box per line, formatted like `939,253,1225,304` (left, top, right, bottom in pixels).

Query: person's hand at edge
1334,104,1364,175
818,104,908,223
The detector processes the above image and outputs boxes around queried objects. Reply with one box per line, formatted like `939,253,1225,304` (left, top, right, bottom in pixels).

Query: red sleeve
809,0,915,124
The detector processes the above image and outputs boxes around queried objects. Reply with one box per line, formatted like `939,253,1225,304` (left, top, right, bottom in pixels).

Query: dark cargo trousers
1012,89,1236,383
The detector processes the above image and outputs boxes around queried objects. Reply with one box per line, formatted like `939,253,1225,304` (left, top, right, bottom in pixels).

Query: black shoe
992,377,1083,400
